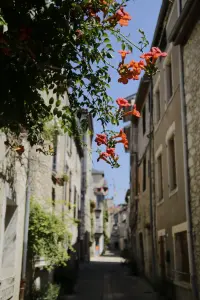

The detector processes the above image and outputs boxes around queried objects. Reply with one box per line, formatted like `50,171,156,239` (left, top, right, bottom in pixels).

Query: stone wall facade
0,133,29,300
184,20,200,288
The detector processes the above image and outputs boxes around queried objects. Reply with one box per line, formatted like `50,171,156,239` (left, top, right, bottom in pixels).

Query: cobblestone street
63,252,158,300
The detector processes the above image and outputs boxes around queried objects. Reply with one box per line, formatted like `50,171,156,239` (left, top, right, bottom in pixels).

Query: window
142,105,146,135
159,235,166,279
52,188,55,208
168,135,177,191
166,58,173,101
4,202,17,231
157,155,163,201
155,89,161,122
174,231,190,282
143,157,146,192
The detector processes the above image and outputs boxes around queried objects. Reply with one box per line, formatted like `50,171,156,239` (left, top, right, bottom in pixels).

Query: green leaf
127,45,133,52
104,38,110,43
56,100,61,107
106,53,113,59
49,97,54,105
121,43,126,50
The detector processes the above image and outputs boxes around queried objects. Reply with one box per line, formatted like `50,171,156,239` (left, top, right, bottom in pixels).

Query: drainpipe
19,148,31,300
149,77,157,285
179,45,199,300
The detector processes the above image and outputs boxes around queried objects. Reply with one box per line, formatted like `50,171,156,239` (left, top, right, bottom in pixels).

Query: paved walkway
63,252,158,300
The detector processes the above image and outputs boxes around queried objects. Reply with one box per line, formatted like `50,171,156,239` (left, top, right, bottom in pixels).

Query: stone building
24,91,84,294
105,198,114,244
124,1,199,299
117,205,128,252
0,134,29,300
169,0,200,298
0,90,93,298
92,169,108,256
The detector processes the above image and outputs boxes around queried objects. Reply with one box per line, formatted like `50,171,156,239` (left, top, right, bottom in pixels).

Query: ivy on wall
28,199,73,270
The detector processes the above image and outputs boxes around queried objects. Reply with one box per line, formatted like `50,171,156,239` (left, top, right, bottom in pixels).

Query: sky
92,0,162,205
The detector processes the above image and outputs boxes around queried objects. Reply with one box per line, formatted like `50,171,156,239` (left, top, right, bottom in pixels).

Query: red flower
116,7,131,26
107,6,131,27
116,98,131,109
97,152,110,163
95,134,107,146
118,50,131,61
123,104,140,118
106,147,115,157
151,47,167,58
111,129,128,149
112,129,126,139
140,47,167,65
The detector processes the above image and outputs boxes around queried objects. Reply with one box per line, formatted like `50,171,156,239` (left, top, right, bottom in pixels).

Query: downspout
179,45,199,300
19,148,31,300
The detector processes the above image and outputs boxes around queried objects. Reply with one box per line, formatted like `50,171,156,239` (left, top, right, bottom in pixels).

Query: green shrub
32,283,60,300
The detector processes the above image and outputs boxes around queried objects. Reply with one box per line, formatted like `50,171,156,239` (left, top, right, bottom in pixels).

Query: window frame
172,222,190,284
155,145,164,203
163,43,173,106
165,122,178,196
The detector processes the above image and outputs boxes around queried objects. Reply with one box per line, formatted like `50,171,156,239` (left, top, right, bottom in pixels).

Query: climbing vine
28,199,73,270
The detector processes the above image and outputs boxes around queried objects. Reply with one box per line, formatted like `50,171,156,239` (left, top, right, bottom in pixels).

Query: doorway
159,235,166,279
139,232,145,273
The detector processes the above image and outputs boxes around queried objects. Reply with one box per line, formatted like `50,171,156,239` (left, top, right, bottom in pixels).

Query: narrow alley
63,252,158,300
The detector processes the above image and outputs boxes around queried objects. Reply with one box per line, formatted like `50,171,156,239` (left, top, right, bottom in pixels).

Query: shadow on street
60,251,158,300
